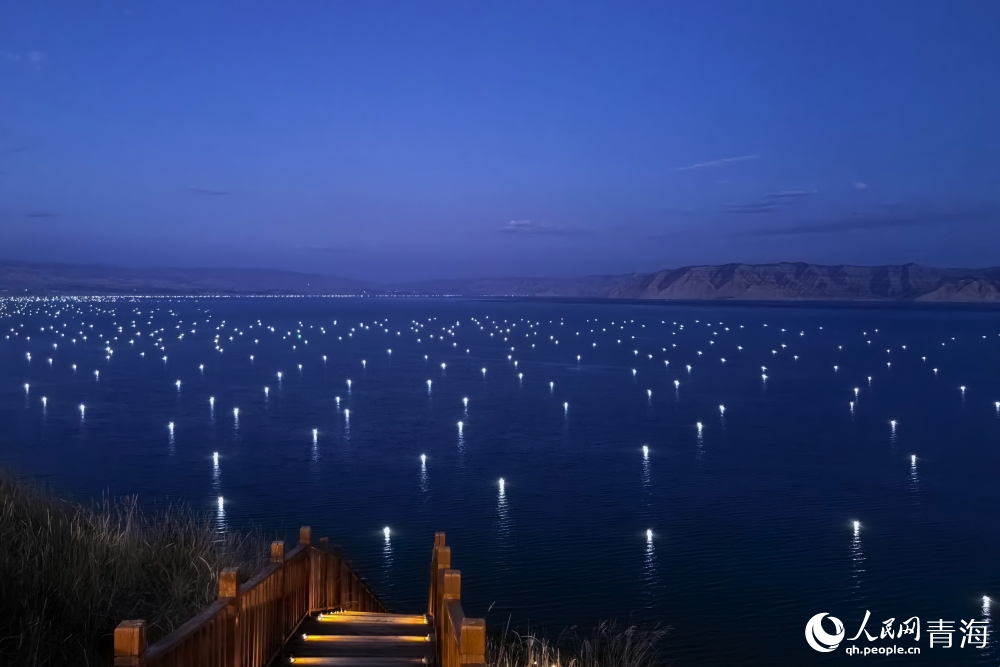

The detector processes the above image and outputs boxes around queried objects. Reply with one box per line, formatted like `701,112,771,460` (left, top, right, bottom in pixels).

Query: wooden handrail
428,533,486,667
113,526,386,667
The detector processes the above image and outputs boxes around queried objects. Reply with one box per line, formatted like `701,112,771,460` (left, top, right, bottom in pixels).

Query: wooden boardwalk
113,530,484,667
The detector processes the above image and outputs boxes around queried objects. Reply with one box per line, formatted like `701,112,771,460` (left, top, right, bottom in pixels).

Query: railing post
429,542,451,619
272,540,286,639
438,569,462,667
429,536,452,666
318,537,330,610
113,620,147,667
429,538,437,618
271,540,286,563
298,526,314,611
442,570,461,600
429,533,447,617
345,560,355,610
333,545,343,609
219,568,241,667
460,617,487,665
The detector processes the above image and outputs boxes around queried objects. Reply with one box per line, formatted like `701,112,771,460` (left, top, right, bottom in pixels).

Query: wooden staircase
113,530,485,667
279,611,434,666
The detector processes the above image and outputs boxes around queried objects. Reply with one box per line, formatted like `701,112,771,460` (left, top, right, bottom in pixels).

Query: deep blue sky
1,1,998,281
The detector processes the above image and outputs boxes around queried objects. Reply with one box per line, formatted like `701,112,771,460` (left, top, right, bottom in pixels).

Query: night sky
2,1,998,281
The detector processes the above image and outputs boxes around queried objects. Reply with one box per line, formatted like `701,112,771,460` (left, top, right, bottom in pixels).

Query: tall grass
0,469,268,667
488,620,670,667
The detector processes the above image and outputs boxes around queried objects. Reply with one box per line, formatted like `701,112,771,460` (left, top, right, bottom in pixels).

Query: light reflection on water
643,531,657,607
849,524,865,605
641,447,651,495
419,456,429,498
215,495,227,536
495,479,511,571
212,452,221,493
381,530,394,597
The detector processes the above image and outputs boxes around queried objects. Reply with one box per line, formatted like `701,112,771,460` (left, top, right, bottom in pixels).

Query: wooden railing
428,532,486,667
113,526,385,667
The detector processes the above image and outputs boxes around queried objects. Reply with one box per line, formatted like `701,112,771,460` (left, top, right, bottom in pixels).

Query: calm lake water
1,296,997,665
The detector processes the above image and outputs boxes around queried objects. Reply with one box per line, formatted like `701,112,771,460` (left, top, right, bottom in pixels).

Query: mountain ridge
2,259,1000,302
396,262,1000,302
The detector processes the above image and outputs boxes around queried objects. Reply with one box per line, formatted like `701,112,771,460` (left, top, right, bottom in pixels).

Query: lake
1,296,997,665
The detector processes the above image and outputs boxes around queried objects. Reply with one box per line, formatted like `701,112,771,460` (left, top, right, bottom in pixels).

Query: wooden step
299,635,432,645
318,612,425,620
316,612,429,625
282,639,433,661
300,616,430,637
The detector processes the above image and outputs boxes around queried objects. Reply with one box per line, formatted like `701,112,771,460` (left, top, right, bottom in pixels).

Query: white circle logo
805,613,845,652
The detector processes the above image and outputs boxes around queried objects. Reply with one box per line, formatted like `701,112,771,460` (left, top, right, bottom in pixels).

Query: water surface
1,296,997,665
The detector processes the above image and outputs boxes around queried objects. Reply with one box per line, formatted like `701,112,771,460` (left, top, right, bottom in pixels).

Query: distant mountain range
0,261,367,296
3,260,1000,302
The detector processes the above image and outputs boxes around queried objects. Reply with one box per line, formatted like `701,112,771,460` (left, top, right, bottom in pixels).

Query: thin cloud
727,189,815,214
189,187,230,196
26,212,57,218
677,154,757,171
745,206,998,236
499,219,591,236
726,202,778,214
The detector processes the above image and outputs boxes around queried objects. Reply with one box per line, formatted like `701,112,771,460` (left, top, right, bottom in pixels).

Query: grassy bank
0,469,267,667
488,620,670,667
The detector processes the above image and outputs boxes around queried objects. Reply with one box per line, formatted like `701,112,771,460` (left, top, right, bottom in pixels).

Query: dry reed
0,469,268,666
488,619,670,667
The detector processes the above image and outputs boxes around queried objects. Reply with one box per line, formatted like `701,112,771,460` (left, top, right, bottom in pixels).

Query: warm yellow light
288,660,426,666
302,634,430,642
316,612,427,625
